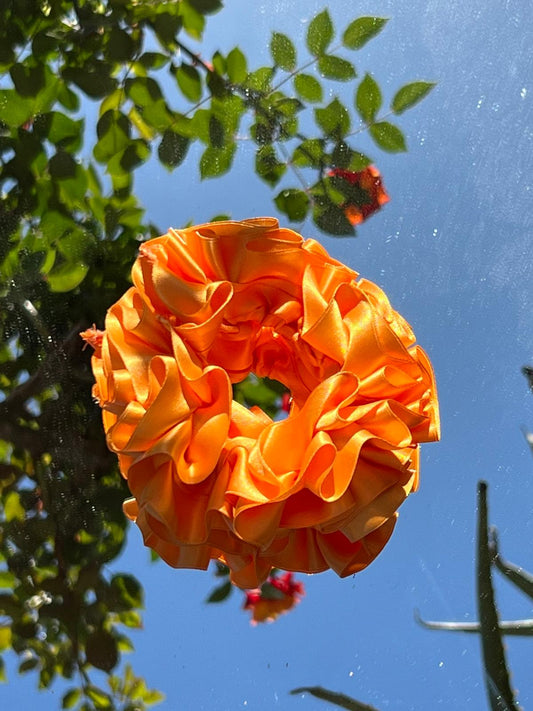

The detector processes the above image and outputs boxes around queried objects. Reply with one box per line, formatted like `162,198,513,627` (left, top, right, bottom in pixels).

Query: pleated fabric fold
82,218,440,588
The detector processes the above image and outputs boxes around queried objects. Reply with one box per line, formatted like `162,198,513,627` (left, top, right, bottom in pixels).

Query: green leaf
0,90,34,127
356,73,382,122
141,100,174,132
317,56,355,81
125,77,163,107
151,12,182,46
270,32,297,71
294,74,323,103
245,67,274,92
48,150,77,179
188,0,223,13
391,81,436,114
57,84,79,112
275,188,310,222
342,17,388,49
307,9,334,56
86,630,119,673
226,47,247,83
93,111,131,163
176,64,202,102
138,52,169,70
211,51,226,76
158,129,190,169
477,482,518,711
369,121,406,152
62,688,82,709
209,115,225,148
38,112,83,148
200,143,236,178
315,98,350,137
255,145,286,186
110,573,144,609
291,686,381,711
106,27,136,63
10,62,45,97
179,2,205,40
47,260,89,293
62,64,116,99
292,138,325,168
313,204,355,236
206,580,232,603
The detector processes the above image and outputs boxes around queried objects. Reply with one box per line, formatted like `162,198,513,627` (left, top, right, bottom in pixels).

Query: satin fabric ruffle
82,218,439,588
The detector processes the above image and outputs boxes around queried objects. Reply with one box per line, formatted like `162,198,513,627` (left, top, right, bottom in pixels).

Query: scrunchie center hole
232,375,290,419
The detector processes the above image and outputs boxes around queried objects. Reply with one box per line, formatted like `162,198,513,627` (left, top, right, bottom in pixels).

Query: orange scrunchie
82,218,439,588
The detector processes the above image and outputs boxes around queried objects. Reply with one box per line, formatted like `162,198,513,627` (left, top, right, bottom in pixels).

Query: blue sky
3,1,533,709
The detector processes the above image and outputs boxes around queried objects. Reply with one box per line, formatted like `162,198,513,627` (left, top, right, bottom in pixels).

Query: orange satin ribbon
82,218,439,588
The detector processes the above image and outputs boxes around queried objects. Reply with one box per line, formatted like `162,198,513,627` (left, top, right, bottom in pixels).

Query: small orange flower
329,166,390,225
244,572,304,624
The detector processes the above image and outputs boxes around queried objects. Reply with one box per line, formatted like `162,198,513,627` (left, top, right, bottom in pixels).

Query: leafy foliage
0,2,435,707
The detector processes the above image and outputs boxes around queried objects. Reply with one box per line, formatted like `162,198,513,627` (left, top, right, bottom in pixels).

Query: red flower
280,391,291,413
329,166,390,225
244,572,304,624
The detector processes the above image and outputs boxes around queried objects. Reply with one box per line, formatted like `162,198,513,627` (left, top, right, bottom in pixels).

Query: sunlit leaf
226,47,247,83
245,67,274,92
369,121,406,152
307,9,334,56
317,55,355,81
392,81,436,114
176,64,202,102
342,17,388,50
315,98,350,137
62,688,82,709
93,111,131,163
86,684,113,709
125,77,163,107
294,73,323,103
356,73,382,122
0,627,11,651
270,32,297,71
200,143,236,178
47,260,89,293
4,491,25,522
